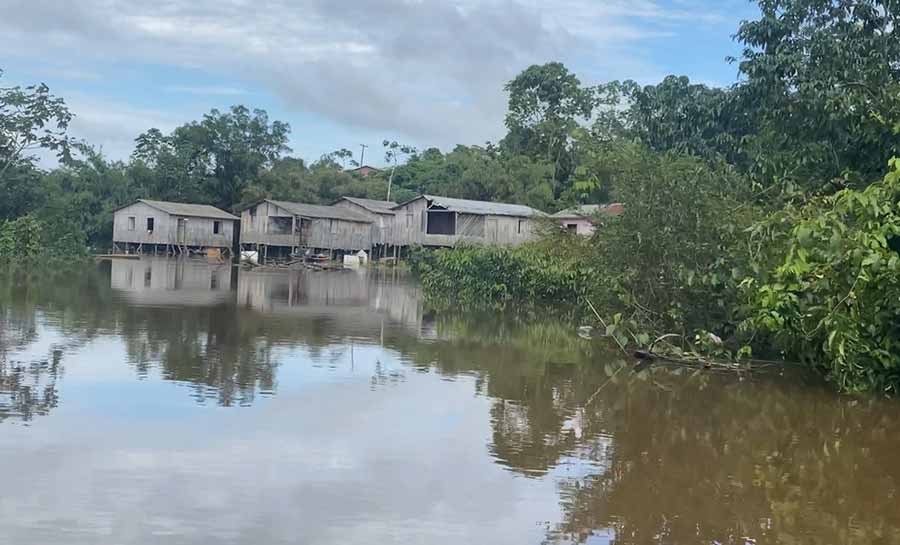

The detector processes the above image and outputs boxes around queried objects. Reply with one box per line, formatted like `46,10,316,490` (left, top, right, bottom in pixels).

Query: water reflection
1,260,900,544
545,369,900,545
237,268,434,339
111,257,234,306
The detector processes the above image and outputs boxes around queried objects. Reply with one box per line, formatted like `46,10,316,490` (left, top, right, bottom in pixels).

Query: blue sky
0,0,760,166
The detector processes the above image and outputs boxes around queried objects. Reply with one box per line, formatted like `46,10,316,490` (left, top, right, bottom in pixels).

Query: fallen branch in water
583,299,785,374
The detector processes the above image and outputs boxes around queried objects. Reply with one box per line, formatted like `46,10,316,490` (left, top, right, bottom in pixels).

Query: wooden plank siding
332,199,395,246
390,197,540,247
240,200,373,251
240,201,301,248
113,202,236,248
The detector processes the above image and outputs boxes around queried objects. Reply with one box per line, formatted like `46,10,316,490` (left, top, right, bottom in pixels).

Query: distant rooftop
129,199,239,220
336,196,398,215
552,203,624,219
398,195,547,217
349,165,381,176
265,200,373,223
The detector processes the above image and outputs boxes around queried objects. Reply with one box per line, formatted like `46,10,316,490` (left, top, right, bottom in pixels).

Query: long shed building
390,195,545,247
239,199,374,257
112,199,238,254
332,197,398,246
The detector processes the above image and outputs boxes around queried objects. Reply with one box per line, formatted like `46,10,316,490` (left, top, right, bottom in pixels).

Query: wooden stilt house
390,195,546,247
112,199,238,255
239,199,374,259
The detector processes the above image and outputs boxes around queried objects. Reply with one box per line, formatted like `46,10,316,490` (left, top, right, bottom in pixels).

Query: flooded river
1,258,899,544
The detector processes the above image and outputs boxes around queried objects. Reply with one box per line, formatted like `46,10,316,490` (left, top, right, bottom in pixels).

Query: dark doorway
268,216,293,235
426,211,456,235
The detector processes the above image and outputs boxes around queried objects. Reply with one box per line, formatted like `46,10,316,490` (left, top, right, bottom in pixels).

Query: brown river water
1,257,899,545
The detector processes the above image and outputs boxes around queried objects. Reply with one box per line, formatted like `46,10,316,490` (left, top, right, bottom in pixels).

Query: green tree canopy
133,106,291,210
733,0,900,189
501,62,596,193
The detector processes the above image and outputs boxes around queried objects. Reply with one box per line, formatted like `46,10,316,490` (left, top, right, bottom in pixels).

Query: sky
0,0,761,167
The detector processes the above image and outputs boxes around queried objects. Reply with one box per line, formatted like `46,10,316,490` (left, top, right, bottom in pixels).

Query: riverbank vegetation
2,0,899,392
414,0,900,394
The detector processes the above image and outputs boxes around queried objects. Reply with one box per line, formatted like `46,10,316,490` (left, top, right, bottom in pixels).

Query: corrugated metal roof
552,203,624,219
337,197,398,215
135,199,239,220
267,200,373,223
400,195,546,217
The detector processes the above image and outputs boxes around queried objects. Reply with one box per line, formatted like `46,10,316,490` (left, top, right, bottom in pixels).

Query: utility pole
359,144,368,167
387,165,395,201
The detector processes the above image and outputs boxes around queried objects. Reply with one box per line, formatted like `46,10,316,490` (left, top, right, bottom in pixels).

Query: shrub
412,243,592,308
581,143,760,340
744,159,900,394
0,215,88,261
0,215,42,258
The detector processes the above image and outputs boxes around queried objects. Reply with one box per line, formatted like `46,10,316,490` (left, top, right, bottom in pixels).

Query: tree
132,106,291,210
0,69,74,178
130,127,206,203
42,144,136,247
329,148,357,168
243,157,313,204
196,106,291,209
501,62,596,192
584,142,758,338
734,0,900,190
382,140,416,201
623,76,750,165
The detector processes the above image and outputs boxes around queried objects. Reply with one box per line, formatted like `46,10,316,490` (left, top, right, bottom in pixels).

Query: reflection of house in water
110,257,235,306
237,270,438,339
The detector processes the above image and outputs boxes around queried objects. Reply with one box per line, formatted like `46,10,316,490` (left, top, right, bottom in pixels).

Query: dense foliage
415,143,758,335
410,236,591,308
745,162,900,393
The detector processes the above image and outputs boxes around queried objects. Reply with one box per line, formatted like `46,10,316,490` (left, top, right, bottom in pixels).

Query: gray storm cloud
0,0,725,157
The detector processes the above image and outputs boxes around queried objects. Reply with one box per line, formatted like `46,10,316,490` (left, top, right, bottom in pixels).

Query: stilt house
239,199,373,257
112,199,238,254
390,195,546,247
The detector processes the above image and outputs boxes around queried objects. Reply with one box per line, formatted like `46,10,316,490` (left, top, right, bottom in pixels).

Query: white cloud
0,0,733,159
64,95,183,161
164,85,249,96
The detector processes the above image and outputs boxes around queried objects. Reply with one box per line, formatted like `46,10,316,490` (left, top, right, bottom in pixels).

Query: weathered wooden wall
113,202,235,248
241,200,373,251
240,202,300,247
390,198,539,247
332,200,395,245
304,217,372,250
391,197,429,246
485,215,537,245
113,202,173,245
